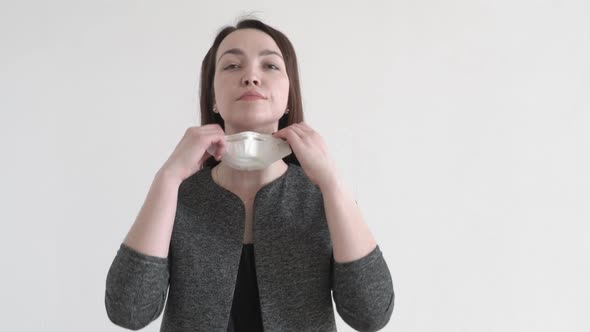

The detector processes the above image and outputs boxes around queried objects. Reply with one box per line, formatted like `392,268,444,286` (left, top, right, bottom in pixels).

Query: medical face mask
207,131,292,171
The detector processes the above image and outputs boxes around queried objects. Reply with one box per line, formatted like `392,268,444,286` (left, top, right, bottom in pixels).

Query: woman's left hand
273,122,338,189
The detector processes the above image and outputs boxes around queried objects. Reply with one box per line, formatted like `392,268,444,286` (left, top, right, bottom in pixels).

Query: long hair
199,19,303,169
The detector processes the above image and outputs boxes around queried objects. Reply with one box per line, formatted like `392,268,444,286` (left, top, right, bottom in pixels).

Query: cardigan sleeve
331,244,394,332
105,242,170,330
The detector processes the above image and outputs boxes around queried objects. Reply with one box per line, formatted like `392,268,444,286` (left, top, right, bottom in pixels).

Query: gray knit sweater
105,163,394,331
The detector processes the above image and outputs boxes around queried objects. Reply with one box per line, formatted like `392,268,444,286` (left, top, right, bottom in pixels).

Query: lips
238,91,266,100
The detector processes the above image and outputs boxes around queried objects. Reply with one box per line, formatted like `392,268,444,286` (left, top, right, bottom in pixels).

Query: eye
223,64,240,70
265,63,280,70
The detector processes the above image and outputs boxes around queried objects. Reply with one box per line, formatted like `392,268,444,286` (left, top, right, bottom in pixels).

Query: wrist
318,171,342,192
156,166,184,186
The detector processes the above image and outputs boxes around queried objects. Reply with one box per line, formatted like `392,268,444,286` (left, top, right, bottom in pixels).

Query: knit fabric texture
105,163,394,331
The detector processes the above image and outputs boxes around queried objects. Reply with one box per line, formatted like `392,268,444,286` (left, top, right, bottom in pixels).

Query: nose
242,77,260,86
241,68,260,86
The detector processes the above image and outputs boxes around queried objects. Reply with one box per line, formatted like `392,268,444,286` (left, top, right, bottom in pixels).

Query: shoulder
177,167,215,206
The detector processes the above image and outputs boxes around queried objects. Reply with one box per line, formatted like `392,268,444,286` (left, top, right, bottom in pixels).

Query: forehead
216,29,283,60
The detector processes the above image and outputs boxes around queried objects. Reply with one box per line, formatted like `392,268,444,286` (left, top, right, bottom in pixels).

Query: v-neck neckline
205,163,292,204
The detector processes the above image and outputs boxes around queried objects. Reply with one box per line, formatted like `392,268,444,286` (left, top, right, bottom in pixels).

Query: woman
105,19,394,331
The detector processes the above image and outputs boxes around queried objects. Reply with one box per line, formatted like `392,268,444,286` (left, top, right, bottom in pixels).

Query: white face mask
207,131,292,171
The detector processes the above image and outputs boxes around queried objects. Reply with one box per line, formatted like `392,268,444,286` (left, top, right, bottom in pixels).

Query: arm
320,173,376,263
321,174,395,332
271,122,394,330
105,169,181,329
123,168,182,258
105,243,170,330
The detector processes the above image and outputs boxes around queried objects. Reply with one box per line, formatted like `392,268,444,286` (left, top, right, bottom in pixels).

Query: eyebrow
217,48,283,63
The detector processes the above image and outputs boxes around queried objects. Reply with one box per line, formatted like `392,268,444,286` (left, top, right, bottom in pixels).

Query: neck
224,123,278,136
215,159,289,193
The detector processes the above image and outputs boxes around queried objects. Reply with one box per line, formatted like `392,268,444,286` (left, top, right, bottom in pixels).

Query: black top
227,244,264,331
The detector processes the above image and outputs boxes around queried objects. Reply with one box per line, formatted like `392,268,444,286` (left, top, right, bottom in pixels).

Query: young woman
105,19,394,331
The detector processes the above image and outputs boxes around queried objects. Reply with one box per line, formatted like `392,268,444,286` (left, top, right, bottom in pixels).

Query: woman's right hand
159,124,227,182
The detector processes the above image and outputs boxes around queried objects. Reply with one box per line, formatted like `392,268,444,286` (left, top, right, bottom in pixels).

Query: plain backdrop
1,0,588,331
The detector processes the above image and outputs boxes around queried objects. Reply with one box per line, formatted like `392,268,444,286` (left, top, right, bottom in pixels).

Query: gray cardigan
105,163,394,331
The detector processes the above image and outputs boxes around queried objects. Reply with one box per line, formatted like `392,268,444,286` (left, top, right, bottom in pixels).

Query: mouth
238,95,266,101
238,90,267,101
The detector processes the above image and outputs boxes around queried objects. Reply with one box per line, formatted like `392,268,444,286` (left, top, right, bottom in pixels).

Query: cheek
212,77,219,98
213,76,227,101
276,77,290,102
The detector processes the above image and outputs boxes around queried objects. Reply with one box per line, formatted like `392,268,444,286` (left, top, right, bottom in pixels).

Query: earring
284,108,290,114
213,105,218,113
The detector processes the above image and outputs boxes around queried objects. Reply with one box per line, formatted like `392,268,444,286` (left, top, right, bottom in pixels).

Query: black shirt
227,244,264,331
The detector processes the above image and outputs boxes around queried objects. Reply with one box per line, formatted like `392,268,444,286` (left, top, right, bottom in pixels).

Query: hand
160,124,227,182
273,122,338,188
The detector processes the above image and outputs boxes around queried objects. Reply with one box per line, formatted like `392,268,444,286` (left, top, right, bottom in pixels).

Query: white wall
1,0,588,331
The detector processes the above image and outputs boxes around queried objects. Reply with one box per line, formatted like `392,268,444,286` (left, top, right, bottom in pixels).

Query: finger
282,127,304,149
216,138,227,160
273,124,291,134
209,134,227,160
272,127,290,140
290,124,308,140
298,122,315,133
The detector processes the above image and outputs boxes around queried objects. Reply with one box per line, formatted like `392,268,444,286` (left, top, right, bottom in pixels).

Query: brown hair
199,19,303,169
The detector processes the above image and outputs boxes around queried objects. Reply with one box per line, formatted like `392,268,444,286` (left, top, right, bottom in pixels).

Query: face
213,29,290,134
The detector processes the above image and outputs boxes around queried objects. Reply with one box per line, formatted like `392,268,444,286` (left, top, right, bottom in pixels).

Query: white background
1,0,588,331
